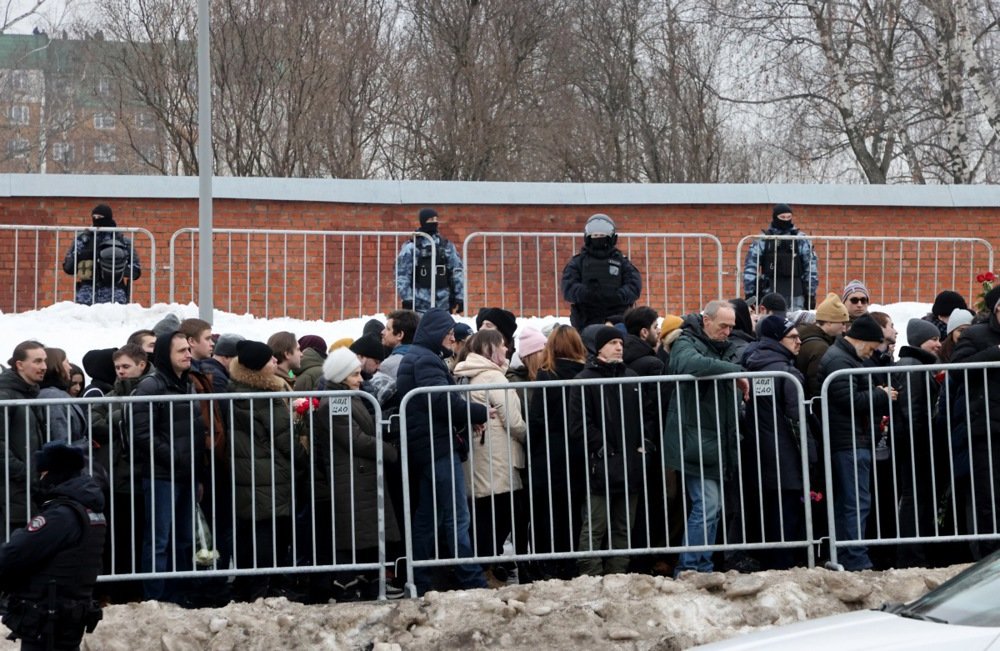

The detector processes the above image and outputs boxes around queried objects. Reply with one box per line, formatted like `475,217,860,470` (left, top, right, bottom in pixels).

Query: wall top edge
2,174,998,208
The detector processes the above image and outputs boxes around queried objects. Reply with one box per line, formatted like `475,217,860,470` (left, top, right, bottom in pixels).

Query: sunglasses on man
848,296,869,305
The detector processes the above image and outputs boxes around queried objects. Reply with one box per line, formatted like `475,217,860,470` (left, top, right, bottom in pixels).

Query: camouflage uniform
395,233,464,314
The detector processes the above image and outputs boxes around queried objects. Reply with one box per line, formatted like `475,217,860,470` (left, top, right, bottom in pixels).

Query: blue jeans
832,448,873,570
676,475,721,574
411,453,486,594
141,479,195,601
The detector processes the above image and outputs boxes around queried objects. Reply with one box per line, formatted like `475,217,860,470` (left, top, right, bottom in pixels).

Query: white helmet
584,213,617,247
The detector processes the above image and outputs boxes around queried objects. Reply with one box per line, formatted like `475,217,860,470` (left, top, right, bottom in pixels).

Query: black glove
401,299,413,310
577,286,592,303
450,299,464,315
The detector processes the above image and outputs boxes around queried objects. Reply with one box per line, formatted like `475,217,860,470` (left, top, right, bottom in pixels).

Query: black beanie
82,348,118,385
91,203,116,228
986,285,1000,313
931,290,968,318
476,307,517,342
594,325,624,353
761,292,788,313
237,340,273,371
759,315,795,341
846,314,885,343
349,333,387,362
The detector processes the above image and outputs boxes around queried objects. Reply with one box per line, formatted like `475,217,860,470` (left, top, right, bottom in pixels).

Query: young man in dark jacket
0,341,47,534
0,442,105,650
817,314,896,571
570,326,646,576
396,308,489,595
131,330,206,602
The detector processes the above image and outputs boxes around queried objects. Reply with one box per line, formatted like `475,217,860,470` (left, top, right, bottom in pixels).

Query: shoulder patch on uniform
27,516,46,532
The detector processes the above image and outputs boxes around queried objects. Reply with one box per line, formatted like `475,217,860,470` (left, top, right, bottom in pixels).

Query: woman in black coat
526,325,586,579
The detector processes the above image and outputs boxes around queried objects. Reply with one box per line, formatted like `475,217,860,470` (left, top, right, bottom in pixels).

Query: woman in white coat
453,329,527,585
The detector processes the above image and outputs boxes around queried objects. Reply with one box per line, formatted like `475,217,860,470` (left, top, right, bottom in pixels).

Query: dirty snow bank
23,565,967,651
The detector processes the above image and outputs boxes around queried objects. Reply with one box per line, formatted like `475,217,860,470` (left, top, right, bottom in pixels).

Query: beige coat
453,353,527,498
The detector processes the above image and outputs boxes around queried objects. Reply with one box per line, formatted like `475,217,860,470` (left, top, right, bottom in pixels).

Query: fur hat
349,333,386,362
476,307,517,342
759,315,795,341
842,280,870,303
237,340,273,371
931,290,968,318
946,308,975,336
518,327,547,358
815,293,850,323
297,335,328,357
846,314,884,343
34,441,85,475
214,333,245,358
594,325,624,353
323,347,361,385
907,318,940,349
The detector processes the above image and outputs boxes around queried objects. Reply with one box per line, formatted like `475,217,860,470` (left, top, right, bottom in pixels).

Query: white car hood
695,609,1000,651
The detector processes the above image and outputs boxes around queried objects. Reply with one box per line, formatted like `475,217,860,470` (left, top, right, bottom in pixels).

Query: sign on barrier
168,228,435,320
463,232,724,318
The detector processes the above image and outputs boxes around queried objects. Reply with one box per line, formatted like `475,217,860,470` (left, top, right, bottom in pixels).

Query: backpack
96,238,131,285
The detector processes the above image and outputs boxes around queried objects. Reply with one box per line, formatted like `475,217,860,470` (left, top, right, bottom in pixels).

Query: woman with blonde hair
454,329,527,586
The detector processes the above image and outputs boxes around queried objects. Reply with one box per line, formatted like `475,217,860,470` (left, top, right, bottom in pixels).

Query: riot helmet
584,213,617,250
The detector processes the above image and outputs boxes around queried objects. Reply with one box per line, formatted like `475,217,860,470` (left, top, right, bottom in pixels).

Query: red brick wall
1,197,997,316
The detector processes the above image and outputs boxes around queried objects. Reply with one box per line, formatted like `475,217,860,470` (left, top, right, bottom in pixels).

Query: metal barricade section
737,234,994,307
168,228,435,320
463,232,724,319
0,225,155,312
820,360,1000,570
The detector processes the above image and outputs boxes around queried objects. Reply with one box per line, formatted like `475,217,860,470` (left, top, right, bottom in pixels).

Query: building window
52,142,73,164
93,143,117,163
93,112,116,129
7,105,29,125
10,71,28,93
96,76,112,96
6,138,30,159
135,111,155,130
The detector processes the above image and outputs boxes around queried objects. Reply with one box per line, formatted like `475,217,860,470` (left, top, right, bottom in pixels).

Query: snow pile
0,565,960,651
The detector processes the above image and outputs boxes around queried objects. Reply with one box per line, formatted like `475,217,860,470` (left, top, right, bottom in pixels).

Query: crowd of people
0,204,997,611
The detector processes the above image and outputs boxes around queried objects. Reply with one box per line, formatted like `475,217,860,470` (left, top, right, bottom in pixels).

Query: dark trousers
234,515,293,601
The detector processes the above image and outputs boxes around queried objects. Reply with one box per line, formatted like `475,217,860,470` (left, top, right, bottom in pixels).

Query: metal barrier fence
463,232,724,318
398,372,813,595
3,359,999,600
168,228,435,319
0,225,155,312
820,360,1000,571
736,234,994,307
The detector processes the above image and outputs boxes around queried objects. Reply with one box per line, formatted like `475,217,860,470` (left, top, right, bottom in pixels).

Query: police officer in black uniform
561,214,643,330
0,442,105,651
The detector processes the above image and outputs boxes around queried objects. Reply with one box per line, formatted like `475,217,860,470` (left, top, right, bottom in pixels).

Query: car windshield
900,551,1000,626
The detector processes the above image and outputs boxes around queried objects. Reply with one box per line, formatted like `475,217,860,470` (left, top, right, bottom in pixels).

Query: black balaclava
92,203,116,228
770,203,793,232
418,207,439,236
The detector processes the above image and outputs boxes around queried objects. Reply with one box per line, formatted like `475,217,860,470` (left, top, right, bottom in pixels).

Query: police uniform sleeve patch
27,516,46,532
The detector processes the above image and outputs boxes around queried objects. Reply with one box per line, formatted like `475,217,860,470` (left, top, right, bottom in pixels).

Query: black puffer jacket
528,359,585,493
817,337,891,452
131,331,207,484
0,369,44,526
950,314,1000,438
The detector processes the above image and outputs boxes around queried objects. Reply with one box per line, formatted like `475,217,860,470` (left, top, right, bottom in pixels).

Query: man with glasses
664,300,749,574
842,280,871,322
951,286,1000,555
817,314,896,570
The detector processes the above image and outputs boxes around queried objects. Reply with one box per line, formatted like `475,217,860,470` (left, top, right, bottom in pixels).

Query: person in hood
81,348,117,397
742,203,818,310
663,301,748,575
562,214,642,330
131,330,206,603
0,341,47,530
570,325,646,576
743,315,810,569
396,207,465,315
396,308,489,595
0,441,105,650
62,203,142,305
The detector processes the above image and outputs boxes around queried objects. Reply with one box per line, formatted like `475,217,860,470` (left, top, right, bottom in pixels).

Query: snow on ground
0,300,929,377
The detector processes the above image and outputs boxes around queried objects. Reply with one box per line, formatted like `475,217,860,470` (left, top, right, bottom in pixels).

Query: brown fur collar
229,360,288,392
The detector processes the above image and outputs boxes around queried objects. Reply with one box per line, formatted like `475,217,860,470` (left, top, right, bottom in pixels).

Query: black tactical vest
415,239,450,290
19,499,106,603
580,251,624,295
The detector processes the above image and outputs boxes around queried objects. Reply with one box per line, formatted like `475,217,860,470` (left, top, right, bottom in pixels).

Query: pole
197,0,214,322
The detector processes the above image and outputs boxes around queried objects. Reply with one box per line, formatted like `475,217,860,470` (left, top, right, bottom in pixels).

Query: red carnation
986,272,996,282
978,274,986,283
